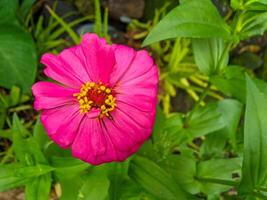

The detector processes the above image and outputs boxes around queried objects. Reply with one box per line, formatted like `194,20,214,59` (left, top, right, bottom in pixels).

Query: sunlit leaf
143,0,230,46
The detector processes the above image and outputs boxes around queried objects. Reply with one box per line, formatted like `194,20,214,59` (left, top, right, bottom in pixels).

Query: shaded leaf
0,24,37,92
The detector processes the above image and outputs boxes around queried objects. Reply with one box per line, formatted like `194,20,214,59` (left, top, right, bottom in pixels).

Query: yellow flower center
73,81,116,117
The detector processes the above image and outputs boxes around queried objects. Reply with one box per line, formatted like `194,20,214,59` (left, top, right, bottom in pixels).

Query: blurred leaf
51,156,89,180
192,38,229,75
0,24,37,92
108,162,129,200
0,0,19,24
19,0,36,19
46,5,80,44
25,174,52,200
0,129,12,140
9,86,21,106
129,156,189,200
239,11,267,38
143,0,230,46
77,166,110,200
59,176,84,200
15,164,54,178
239,75,267,195
0,163,26,191
0,163,53,192
12,114,48,165
33,118,50,151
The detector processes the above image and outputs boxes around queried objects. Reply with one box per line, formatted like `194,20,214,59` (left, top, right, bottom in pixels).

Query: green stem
196,176,240,187
184,82,212,127
216,41,232,73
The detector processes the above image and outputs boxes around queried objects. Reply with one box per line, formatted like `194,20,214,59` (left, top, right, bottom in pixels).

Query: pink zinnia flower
32,33,158,165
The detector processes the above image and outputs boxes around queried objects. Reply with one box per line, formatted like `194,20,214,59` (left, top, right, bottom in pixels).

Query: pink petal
41,44,93,88
114,65,158,111
103,109,150,152
109,45,136,86
110,47,154,86
58,46,91,82
71,117,107,165
80,33,115,84
32,81,78,110
40,104,81,148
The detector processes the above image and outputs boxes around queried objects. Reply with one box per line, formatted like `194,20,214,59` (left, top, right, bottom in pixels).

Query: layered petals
33,33,158,165
32,81,78,110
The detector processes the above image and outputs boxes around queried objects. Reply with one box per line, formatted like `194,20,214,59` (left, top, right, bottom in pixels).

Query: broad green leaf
15,164,54,178
0,163,53,192
211,66,247,103
160,155,200,194
160,155,241,195
0,163,26,191
51,156,89,179
179,103,225,144
108,162,129,200
201,99,242,158
239,75,267,194
25,174,52,200
129,156,189,200
0,24,37,92
59,176,84,200
0,0,18,24
192,38,228,75
77,166,110,200
143,0,230,46
197,158,242,194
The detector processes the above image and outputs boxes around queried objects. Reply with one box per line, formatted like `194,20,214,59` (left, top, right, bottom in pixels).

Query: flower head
32,33,158,165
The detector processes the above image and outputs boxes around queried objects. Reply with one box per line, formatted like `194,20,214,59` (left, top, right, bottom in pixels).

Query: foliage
1,0,267,199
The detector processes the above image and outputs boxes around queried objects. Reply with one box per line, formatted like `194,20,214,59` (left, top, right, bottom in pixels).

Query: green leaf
25,174,52,200
129,156,189,200
0,0,19,24
197,158,242,194
46,5,80,44
239,11,267,38
12,114,48,165
51,156,89,179
143,0,230,46
192,38,229,75
211,66,247,103
0,24,37,92
19,0,36,19
180,103,225,144
33,117,50,151
108,162,129,200
160,155,241,195
77,166,110,200
0,163,26,191
239,75,267,194
59,176,84,200
0,163,53,192
201,99,242,158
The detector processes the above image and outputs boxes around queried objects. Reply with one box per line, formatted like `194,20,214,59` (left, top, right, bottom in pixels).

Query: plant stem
184,82,212,127
195,176,240,187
